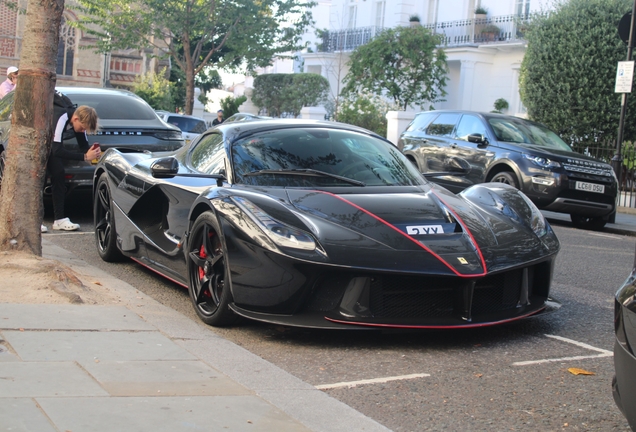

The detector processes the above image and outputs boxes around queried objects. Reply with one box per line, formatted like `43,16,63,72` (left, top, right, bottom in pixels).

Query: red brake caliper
198,244,206,280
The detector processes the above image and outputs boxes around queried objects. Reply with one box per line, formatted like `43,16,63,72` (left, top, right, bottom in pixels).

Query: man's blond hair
74,105,98,134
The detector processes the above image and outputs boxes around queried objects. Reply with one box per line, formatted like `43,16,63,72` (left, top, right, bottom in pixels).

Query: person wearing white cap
0,66,18,99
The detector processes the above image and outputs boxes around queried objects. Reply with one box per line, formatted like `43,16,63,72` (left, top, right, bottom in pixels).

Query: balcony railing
319,26,386,52
424,14,530,46
317,14,531,53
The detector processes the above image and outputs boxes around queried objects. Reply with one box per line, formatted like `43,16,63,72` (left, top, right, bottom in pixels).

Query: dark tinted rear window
167,116,207,133
67,93,157,120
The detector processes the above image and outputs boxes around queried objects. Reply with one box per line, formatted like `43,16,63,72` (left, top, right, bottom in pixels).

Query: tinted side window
426,113,461,137
190,133,225,174
405,112,437,132
455,115,488,141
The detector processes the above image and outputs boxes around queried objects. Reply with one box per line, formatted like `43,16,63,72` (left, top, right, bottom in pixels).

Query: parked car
155,111,207,144
399,111,618,230
93,118,561,328
222,112,271,124
0,87,185,195
613,244,636,430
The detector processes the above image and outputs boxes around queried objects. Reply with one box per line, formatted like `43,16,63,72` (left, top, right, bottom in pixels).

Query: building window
348,5,357,28
57,16,75,76
515,0,530,18
375,1,385,28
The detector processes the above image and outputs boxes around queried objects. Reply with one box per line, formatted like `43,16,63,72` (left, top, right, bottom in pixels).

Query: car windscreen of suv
167,116,207,133
488,117,572,151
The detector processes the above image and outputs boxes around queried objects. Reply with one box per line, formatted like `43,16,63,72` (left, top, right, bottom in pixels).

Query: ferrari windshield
232,128,426,187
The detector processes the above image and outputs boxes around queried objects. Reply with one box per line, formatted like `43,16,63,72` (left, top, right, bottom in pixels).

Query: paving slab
79,360,250,397
0,398,57,432
37,395,311,432
2,330,196,362
0,304,156,331
0,333,19,362
0,362,107,397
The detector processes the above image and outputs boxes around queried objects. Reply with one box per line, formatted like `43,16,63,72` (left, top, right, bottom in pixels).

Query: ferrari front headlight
232,196,316,251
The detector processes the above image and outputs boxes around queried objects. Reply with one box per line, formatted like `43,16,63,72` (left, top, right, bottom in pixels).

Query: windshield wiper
244,169,365,186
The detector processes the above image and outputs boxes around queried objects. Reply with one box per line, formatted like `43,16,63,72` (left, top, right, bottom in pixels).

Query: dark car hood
280,187,549,276
500,141,610,165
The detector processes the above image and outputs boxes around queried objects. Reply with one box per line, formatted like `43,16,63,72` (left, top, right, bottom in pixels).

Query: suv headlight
232,197,316,251
523,153,561,169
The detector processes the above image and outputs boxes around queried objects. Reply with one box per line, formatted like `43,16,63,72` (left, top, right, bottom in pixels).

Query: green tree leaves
520,0,635,146
252,73,329,117
341,26,448,111
74,0,315,114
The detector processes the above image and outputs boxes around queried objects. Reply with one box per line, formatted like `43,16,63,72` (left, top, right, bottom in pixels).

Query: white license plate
575,181,604,194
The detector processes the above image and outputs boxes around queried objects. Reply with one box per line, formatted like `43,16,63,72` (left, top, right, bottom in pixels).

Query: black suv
399,110,618,230
0,87,185,195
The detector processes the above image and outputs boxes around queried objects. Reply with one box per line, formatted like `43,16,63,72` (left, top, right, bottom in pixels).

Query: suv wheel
570,214,607,231
490,171,519,189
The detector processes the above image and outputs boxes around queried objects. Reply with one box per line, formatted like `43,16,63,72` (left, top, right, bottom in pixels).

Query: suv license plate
575,181,605,194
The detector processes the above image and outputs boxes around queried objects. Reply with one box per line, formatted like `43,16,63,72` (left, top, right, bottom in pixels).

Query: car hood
270,186,554,276
499,141,610,165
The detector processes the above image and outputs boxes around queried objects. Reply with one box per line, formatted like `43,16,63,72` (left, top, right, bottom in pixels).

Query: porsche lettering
406,225,445,235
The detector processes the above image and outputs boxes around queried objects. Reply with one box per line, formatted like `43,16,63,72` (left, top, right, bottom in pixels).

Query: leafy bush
336,92,397,137
492,98,509,113
252,73,329,117
520,0,635,146
132,68,174,111
219,95,247,118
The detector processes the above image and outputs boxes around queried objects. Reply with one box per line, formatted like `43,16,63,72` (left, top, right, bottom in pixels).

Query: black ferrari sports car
93,119,561,329
613,244,636,430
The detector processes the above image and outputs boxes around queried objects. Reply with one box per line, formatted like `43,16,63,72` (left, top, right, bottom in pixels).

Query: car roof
213,118,388,142
161,112,206,121
415,109,527,121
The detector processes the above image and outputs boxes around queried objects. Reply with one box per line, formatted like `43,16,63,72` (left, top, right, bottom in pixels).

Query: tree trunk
0,0,65,255
184,66,195,115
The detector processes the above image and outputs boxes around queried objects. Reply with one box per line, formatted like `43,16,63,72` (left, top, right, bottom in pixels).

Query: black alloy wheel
570,213,607,231
94,172,125,262
186,212,239,326
490,171,519,189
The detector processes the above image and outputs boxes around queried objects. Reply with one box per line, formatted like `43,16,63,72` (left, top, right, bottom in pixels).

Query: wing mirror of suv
151,157,180,178
467,133,489,145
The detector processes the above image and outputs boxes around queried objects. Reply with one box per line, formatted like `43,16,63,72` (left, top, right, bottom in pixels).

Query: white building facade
299,0,552,118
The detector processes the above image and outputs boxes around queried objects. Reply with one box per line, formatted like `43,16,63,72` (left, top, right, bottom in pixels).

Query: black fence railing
574,142,636,208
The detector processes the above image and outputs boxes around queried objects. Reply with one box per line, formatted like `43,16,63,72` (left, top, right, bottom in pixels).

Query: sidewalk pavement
0,240,390,432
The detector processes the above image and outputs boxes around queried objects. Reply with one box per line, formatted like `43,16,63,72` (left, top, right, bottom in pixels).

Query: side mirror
151,157,179,178
467,133,488,145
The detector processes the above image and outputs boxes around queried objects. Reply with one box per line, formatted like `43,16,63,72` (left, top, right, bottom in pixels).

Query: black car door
146,132,227,280
423,112,462,173
448,113,496,186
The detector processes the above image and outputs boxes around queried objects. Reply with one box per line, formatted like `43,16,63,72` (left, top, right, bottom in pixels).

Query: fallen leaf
475,373,483,378
568,368,595,376
94,282,102,286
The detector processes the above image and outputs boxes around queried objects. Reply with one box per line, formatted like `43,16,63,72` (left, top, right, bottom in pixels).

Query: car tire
490,171,519,188
570,214,607,231
94,172,125,262
186,211,241,327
